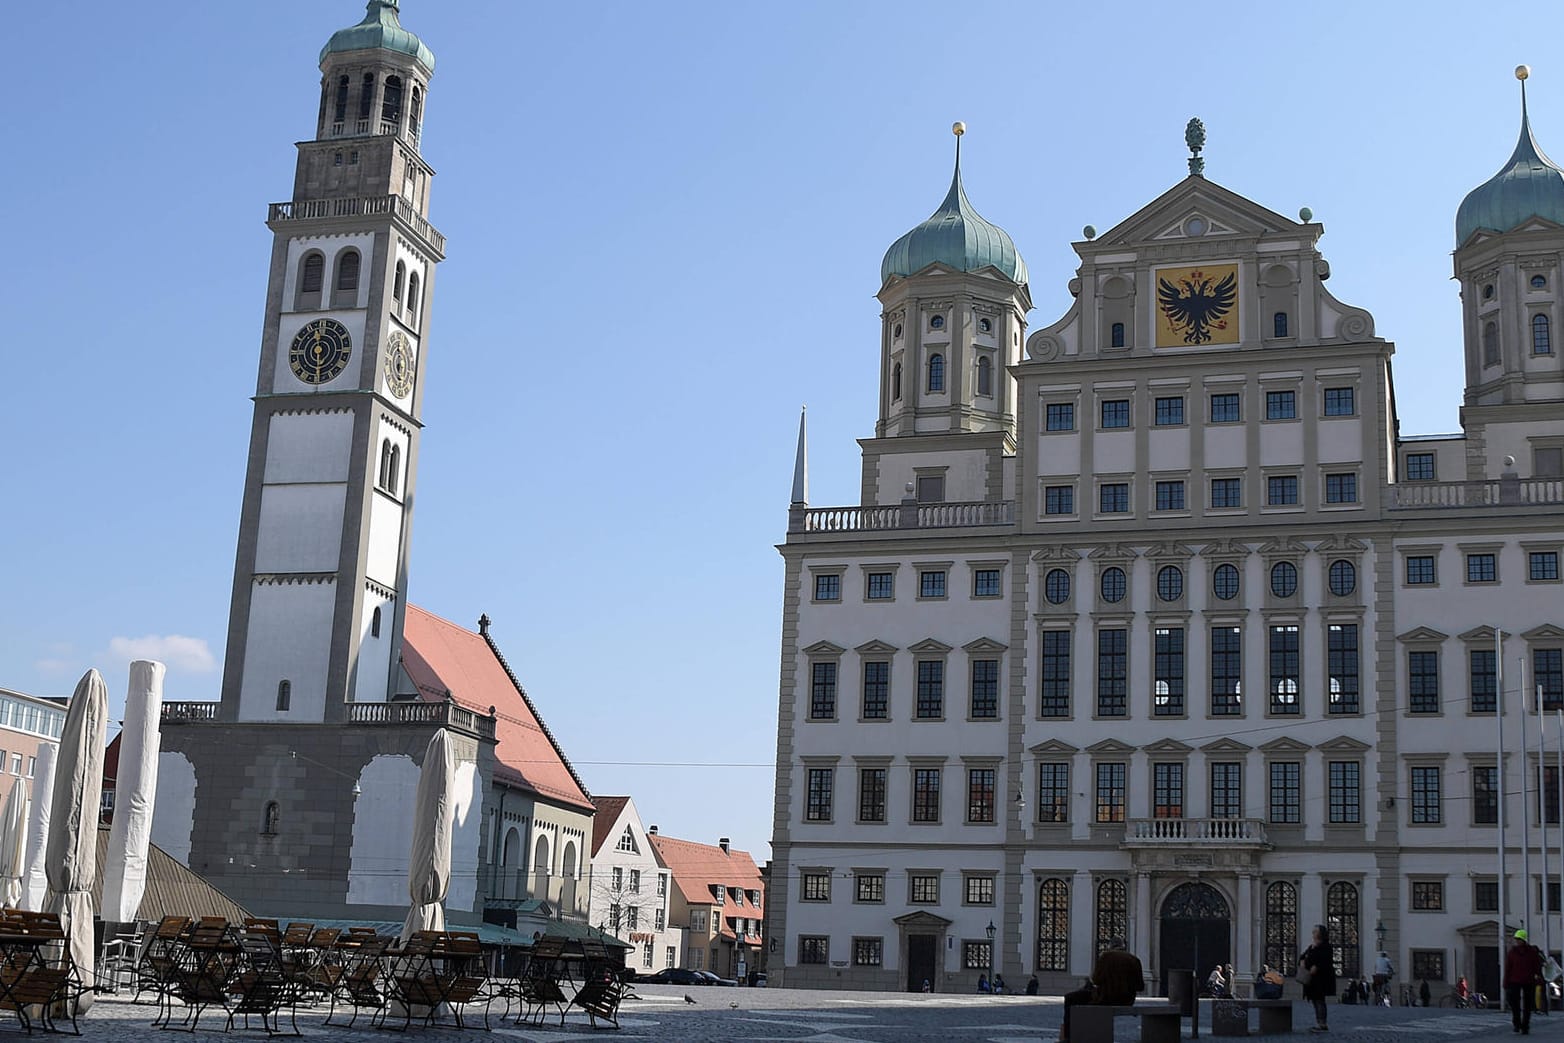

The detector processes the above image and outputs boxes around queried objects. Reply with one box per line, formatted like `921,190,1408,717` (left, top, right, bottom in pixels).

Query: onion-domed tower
865,124,1030,506
1454,66,1564,416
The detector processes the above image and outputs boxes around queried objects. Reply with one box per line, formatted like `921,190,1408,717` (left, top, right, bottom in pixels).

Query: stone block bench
1074,1000,1182,1043
1205,996,1295,1036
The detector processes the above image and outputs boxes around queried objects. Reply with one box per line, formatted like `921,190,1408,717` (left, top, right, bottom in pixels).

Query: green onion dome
881,157,1027,288
1456,93,1564,245
321,0,435,73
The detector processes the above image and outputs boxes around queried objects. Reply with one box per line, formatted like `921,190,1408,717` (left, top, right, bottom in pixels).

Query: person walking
1299,923,1338,1033
1506,927,1545,1035
1372,950,1393,1005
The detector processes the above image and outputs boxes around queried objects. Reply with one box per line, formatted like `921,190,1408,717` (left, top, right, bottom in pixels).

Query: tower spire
790,406,809,507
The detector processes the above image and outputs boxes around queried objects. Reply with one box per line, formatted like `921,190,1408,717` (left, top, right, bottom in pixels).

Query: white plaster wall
1203,424,1246,469
254,485,347,573
346,754,419,907
447,758,481,913
1316,419,1363,465
262,411,354,483
1035,432,1080,478
366,493,404,586
1147,428,1189,472
354,588,395,704
238,582,335,721
874,449,990,505
1095,431,1135,474
272,309,371,394
1481,417,1564,474
149,751,196,866
1259,422,1304,468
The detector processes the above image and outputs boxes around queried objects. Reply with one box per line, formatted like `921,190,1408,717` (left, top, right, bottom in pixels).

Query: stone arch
501,826,520,866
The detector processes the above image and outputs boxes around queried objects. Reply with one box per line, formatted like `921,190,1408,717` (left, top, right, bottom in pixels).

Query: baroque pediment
854,639,899,654
963,637,1009,654
1259,736,1312,753
908,638,953,653
1201,738,1253,754
1090,177,1303,249
1088,544,1140,562
802,640,845,656
1029,738,1080,754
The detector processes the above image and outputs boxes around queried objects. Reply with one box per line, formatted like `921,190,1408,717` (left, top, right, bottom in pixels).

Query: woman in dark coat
1299,923,1338,1032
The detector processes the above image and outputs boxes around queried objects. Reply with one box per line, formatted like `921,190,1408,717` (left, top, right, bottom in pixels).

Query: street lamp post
986,920,997,994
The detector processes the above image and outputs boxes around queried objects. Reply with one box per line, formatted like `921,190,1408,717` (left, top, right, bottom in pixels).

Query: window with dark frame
1038,763,1069,823
1044,485,1075,515
801,872,830,901
1211,627,1243,715
1269,761,1301,823
1408,650,1440,713
1538,648,1564,710
1406,453,1435,481
1096,762,1126,823
1411,880,1443,910
1474,765,1499,824
1099,483,1130,513
858,768,886,823
1265,390,1297,420
976,356,993,397
927,353,945,392
1466,553,1497,583
276,680,291,712
962,941,992,970
799,937,828,964
1328,624,1360,714
1269,625,1300,714
1045,403,1076,431
1155,481,1185,511
1411,950,1445,982
1211,477,1242,509
1483,321,1500,366
920,571,947,598
1212,563,1241,600
1152,762,1184,818
1411,765,1442,824
912,769,941,822
967,769,996,823
1210,393,1242,423
856,873,884,902
910,874,939,902
915,661,944,719
970,659,999,719
1101,399,1130,429
1096,880,1128,955
853,937,883,966
1154,396,1185,426
1328,761,1360,824
1273,311,1289,337
973,569,1002,597
1406,555,1436,585
862,661,889,719
1546,765,1564,826
867,572,894,599
1470,649,1497,713
1040,631,1071,717
1474,879,1499,911
1267,475,1299,506
1156,566,1184,602
1535,313,1553,355
1270,561,1299,597
1325,473,1358,504
1044,569,1071,604
1210,762,1242,819
809,661,837,719
1323,387,1355,416
1264,882,1298,972
1037,879,1070,970
1101,567,1127,603
1328,559,1357,596
1097,629,1128,716
1531,551,1561,581
805,768,834,822
1110,322,1125,348
1154,627,1185,716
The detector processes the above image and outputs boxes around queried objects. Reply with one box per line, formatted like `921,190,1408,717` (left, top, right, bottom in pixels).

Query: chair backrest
154,916,193,941
243,917,281,940
306,927,342,949
281,922,315,945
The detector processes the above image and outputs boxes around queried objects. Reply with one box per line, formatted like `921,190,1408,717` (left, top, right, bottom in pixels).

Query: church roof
321,0,435,74
401,604,594,813
881,145,1026,288
1456,87,1564,245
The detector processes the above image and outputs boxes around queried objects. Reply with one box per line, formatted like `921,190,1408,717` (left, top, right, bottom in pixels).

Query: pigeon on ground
684,994,697,1004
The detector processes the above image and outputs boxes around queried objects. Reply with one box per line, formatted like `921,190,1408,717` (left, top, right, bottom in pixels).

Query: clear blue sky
4,0,1560,862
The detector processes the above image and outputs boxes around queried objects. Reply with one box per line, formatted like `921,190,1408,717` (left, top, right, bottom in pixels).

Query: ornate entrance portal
1159,882,1231,994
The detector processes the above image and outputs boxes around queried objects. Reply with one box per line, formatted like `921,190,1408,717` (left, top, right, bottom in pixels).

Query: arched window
532,835,552,876
358,73,375,122
1270,561,1299,598
262,801,280,835
378,439,393,489
1326,881,1361,978
1274,311,1289,337
371,606,382,638
1263,881,1298,973
562,841,578,880
334,75,350,127
927,353,944,393
381,75,403,125
407,272,420,322
275,680,290,712
1157,566,1183,602
333,249,360,308
394,261,406,305
892,363,902,401
410,85,423,142
1483,321,1500,367
1111,322,1125,348
388,445,401,495
976,356,993,397
1535,314,1552,355
297,253,324,310
1037,878,1070,971
1095,879,1127,955
501,826,520,866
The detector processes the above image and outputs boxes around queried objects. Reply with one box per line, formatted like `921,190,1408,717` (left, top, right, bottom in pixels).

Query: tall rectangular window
1154,627,1185,716
1095,763,1126,823
1101,399,1130,429
969,659,999,719
1405,452,1436,480
1265,390,1297,419
1210,392,1241,423
967,768,996,823
912,768,941,822
916,661,944,719
1044,486,1075,515
1269,625,1300,714
862,661,889,719
1470,649,1496,713
1269,762,1301,824
1473,766,1499,824
858,768,886,823
1210,762,1242,819
809,662,837,719
1408,650,1440,713
1211,627,1242,716
805,768,834,822
1328,624,1360,714
1045,403,1076,431
1538,649,1564,710
1154,396,1185,426
1038,763,1070,823
1152,763,1184,819
1328,761,1361,824
1097,629,1128,717
1541,765,1561,825
1040,631,1071,717
1411,766,1442,824
1210,477,1242,509
1267,476,1300,506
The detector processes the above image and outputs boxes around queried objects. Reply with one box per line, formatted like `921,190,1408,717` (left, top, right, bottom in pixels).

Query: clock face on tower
288,318,353,384
385,331,414,398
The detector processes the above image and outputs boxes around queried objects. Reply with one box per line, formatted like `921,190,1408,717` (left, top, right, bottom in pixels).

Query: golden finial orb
1517,65,1531,81
952,121,966,137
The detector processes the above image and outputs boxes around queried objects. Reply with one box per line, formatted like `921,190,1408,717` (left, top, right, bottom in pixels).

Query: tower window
1483,283,1495,301
1110,322,1125,348
297,253,324,310
410,85,423,143
979,317,992,333
378,439,392,488
1273,311,1289,337
929,314,944,331
382,75,404,125
389,445,401,495
358,73,375,122
892,362,902,401
927,353,944,392
371,606,382,638
1534,314,1552,355
1533,274,1548,290
407,273,420,322
1483,321,1500,367
276,680,291,712
893,323,903,339
394,261,406,304
334,75,349,125
333,249,360,308
262,802,280,836
976,356,993,397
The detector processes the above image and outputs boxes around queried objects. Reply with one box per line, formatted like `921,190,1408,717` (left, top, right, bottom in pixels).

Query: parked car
698,970,739,987
753,972,768,987
642,967,708,986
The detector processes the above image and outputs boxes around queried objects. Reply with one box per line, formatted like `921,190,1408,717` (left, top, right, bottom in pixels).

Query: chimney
648,825,658,835
719,837,730,854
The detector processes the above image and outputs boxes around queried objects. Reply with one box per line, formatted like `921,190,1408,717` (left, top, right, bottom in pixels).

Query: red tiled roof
102,731,122,787
401,604,594,813
589,796,631,857
648,834,764,916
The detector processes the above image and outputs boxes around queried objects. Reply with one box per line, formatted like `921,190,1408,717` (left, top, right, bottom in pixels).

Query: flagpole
1498,626,1508,1002
1524,654,1534,935
1541,677,1552,960
1557,707,1563,961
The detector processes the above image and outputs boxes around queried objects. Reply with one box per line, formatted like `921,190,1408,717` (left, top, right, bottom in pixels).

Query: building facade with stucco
770,100,1564,998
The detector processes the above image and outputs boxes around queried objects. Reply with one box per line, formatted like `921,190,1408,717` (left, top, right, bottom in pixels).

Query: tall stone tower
217,0,443,724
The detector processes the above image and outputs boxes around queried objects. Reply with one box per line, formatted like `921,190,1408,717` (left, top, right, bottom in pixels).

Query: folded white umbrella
0,777,28,906
102,660,164,922
46,669,108,1013
399,728,454,945
20,742,56,911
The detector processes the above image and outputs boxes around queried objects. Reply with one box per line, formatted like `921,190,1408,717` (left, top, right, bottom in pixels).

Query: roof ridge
478,617,595,807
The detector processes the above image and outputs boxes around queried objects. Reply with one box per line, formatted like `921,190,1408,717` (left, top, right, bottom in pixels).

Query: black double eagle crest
1157,269,1237,344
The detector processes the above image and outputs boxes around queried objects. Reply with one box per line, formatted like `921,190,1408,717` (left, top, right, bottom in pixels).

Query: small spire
1185,117,1206,177
790,407,809,507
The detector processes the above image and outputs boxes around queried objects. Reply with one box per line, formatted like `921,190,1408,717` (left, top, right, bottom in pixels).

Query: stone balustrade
792,500,1013,534
1123,817,1268,846
1389,475,1564,509
268,193,445,254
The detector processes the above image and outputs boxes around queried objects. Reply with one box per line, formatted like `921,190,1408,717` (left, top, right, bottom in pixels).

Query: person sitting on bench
1059,937,1145,1043
1255,964,1285,1000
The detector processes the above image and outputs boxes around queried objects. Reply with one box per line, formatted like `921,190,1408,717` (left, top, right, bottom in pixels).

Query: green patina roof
881,157,1027,288
321,0,435,73
1456,96,1564,245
